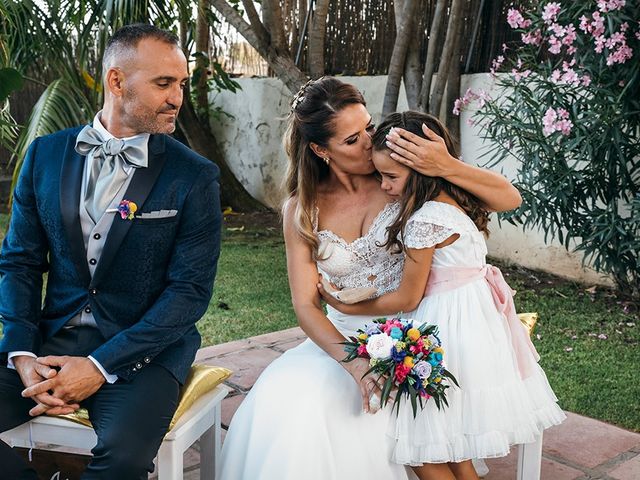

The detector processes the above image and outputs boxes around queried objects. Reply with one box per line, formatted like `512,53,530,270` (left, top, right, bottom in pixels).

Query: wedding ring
369,393,381,408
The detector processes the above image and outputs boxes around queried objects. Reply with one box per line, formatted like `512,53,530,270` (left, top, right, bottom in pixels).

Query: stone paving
159,327,640,480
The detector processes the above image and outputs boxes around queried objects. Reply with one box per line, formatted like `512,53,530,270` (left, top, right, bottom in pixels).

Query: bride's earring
322,156,330,165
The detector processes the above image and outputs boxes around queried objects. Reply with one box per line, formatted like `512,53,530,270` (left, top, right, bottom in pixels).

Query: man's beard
122,95,177,134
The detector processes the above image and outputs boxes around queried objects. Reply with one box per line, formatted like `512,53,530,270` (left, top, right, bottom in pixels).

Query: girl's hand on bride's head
385,124,457,178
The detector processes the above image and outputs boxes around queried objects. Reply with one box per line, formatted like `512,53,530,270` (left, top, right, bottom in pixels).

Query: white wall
209,75,612,286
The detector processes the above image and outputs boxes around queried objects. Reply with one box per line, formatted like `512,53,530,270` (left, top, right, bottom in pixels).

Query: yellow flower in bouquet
407,328,421,341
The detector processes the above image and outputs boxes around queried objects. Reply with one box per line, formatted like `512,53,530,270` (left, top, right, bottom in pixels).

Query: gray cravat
75,125,148,222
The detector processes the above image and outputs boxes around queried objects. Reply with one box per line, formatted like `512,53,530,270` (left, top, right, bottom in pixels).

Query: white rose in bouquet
366,333,394,360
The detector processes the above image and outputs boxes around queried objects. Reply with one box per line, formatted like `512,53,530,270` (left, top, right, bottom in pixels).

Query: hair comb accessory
290,77,323,113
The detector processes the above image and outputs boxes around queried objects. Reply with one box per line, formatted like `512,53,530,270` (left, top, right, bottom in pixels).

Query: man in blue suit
0,24,221,479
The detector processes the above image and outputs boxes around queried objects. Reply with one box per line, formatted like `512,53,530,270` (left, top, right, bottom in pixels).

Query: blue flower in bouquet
391,345,407,363
413,360,432,380
365,324,381,336
390,327,403,340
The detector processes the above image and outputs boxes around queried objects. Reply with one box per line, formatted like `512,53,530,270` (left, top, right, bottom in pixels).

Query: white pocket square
137,209,178,219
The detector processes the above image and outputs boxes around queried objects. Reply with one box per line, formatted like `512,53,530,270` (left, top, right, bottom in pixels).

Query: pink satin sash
425,265,540,379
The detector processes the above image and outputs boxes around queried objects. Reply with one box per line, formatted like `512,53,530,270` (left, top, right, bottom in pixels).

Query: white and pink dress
390,200,565,465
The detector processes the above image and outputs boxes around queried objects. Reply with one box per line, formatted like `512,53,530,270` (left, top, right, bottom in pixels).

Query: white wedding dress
219,202,415,480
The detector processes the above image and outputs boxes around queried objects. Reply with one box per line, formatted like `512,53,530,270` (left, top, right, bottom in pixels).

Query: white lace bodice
315,202,404,297
315,201,488,300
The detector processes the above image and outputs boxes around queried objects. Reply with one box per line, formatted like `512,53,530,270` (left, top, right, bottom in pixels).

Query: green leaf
0,68,24,102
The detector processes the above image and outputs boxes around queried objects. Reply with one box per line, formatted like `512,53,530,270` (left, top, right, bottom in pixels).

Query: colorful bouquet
342,316,458,417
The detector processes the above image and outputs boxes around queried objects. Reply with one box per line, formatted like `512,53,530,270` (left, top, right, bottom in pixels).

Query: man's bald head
103,24,180,72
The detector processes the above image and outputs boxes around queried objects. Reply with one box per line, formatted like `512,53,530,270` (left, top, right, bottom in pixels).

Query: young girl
319,111,566,480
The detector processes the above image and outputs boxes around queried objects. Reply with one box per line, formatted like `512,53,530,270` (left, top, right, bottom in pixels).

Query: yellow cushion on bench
518,312,538,336
169,364,232,429
56,364,232,431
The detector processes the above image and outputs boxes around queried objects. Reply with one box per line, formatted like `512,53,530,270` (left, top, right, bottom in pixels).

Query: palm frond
11,79,92,192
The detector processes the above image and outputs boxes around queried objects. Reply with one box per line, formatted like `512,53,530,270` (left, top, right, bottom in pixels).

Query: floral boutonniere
117,200,138,220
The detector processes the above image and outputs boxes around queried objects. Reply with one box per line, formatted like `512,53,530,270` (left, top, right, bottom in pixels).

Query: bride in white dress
218,77,523,480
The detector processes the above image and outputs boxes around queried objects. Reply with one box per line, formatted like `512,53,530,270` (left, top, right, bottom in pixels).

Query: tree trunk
444,29,462,138
211,0,308,93
242,0,269,46
308,0,330,79
404,32,422,109
178,7,266,212
195,0,210,120
429,0,464,116
382,0,419,117
418,0,447,112
178,100,267,212
262,0,289,54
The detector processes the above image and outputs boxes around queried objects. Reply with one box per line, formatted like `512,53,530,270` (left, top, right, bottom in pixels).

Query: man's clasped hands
12,354,105,416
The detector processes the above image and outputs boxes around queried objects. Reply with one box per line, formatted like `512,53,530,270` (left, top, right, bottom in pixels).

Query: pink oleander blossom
507,8,526,29
582,75,592,87
607,44,633,65
563,24,577,45
597,0,625,13
522,29,543,45
453,89,491,116
562,69,579,85
542,108,557,136
542,107,573,137
542,2,562,24
548,35,562,54
550,23,566,37
490,55,505,75
512,68,531,82
591,12,606,37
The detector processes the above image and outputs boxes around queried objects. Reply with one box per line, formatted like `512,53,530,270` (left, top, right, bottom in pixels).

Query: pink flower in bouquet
394,364,411,384
357,344,368,356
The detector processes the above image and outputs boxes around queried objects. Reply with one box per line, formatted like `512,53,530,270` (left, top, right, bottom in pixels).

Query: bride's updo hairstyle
284,77,366,253
371,111,490,254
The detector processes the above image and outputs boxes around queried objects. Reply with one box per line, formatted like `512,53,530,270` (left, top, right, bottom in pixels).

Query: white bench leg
472,458,489,477
517,433,543,480
157,440,183,480
199,402,221,480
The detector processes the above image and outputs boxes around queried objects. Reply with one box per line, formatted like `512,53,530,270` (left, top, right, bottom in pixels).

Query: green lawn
0,213,638,432
200,226,296,346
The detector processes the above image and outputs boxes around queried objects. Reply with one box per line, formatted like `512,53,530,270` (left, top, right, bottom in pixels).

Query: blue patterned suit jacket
0,126,222,383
